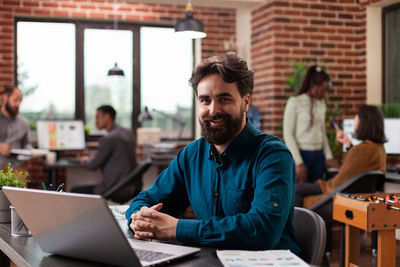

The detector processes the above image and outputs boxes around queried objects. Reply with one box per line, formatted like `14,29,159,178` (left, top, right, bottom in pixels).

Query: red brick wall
0,0,235,185
251,0,400,168
251,0,366,136
359,0,385,6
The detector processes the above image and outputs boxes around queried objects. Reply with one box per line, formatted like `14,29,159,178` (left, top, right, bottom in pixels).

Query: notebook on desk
2,187,200,267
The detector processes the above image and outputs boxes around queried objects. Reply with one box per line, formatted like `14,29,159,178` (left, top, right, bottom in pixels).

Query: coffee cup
46,152,57,165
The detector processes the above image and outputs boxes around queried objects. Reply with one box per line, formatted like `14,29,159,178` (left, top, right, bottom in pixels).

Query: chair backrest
293,207,327,265
102,157,152,204
310,170,385,219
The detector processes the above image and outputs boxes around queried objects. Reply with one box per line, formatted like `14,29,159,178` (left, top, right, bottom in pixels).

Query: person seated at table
71,105,138,199
125,53,300,254
295,104,387,208
0,85,32,170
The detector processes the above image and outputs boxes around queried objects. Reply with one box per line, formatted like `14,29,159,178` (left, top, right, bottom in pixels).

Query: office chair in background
102,157,152,204
309,170,385,220
293,207,327,265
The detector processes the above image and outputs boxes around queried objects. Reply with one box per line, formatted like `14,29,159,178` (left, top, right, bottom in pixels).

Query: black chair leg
371,230,377,257
0,250,10,267
321,253,330,267
325,221,332,253
339,223,345,267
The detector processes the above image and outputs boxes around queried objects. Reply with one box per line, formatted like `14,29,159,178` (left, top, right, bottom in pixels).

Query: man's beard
5,101,18,117
200,110,244,145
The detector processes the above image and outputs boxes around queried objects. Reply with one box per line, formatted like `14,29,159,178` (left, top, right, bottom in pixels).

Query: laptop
3,187,200,266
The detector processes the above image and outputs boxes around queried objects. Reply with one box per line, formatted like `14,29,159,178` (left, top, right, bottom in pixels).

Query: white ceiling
126,0,266,9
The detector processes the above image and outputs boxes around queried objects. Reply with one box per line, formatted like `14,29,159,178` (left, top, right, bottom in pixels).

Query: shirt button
273,203,279,207
214,192,219,197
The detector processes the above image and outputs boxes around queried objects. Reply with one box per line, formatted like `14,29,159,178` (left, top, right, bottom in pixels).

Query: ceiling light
175,1,206,39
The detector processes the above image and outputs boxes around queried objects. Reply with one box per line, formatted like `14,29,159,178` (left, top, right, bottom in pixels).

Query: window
383,3,400,103
17,22,75,123
84,28,133,131
140,27,194,140
16,20,194,140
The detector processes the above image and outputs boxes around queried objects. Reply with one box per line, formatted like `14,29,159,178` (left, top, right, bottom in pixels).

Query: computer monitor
342,117,400,154
36,120,85,150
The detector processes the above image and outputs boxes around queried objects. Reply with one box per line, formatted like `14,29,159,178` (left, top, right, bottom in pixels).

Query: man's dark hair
189,52,254,97
355,104,387,144
97,105,116,121
2,85,19,96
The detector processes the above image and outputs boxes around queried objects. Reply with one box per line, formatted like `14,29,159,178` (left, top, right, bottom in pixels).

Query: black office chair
293,207,327,265
102,157,152,204
308,170,385,264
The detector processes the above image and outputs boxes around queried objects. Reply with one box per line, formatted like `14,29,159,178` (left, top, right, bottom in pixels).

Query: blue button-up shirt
126,122,300,254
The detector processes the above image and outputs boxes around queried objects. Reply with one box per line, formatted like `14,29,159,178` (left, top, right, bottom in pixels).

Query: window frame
382,2,400,104
14,17,195,141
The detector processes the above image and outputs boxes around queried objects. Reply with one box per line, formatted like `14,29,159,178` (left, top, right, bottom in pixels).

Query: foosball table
333,193,400,267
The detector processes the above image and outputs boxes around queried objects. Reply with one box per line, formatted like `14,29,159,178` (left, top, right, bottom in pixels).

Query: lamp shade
175,3,206,39
138,106,153,123
107,63,125,76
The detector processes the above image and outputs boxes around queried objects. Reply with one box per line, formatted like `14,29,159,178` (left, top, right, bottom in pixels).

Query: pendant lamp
175,0,206,39
108,63,124,76
107,4,125,76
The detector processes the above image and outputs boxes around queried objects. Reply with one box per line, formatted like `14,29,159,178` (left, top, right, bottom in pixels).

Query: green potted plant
0,164,29,222
380,103,400,118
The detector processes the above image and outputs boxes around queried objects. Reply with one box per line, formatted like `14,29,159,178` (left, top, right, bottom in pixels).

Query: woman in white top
283,66,338,183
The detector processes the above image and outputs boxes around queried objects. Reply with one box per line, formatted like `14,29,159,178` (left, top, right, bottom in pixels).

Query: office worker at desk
71,105,137,197
0,86,31,169
295,105,387,208
126,53,300,254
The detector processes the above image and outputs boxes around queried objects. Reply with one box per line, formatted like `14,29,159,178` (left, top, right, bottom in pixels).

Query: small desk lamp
137,106,153,124
138,106,186,140
152,108,186,141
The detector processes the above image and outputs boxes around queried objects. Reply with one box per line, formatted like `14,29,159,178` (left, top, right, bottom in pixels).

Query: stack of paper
10,148,49,157
109,205,130,219
217,249,309,267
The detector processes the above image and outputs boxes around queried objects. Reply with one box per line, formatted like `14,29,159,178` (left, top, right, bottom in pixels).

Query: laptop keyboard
135,249,174,262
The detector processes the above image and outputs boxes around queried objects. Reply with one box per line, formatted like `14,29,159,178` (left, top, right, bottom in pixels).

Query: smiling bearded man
125,52,301,255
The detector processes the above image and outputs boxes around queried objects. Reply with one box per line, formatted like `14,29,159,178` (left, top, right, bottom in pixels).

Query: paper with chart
217,249,309,267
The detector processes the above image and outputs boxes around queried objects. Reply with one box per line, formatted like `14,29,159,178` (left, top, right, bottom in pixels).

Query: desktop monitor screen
342,117,400,154
36,120,85,150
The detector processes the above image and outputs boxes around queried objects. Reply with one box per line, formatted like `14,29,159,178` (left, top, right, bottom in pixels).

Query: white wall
366,0,400,104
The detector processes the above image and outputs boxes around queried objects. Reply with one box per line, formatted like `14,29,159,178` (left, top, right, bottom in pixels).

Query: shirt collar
0,112,15,121
207,121,258,163
108,123,117,132
208,145,222,164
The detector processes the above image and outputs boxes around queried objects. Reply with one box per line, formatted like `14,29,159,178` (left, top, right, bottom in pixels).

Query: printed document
217,249,309,267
